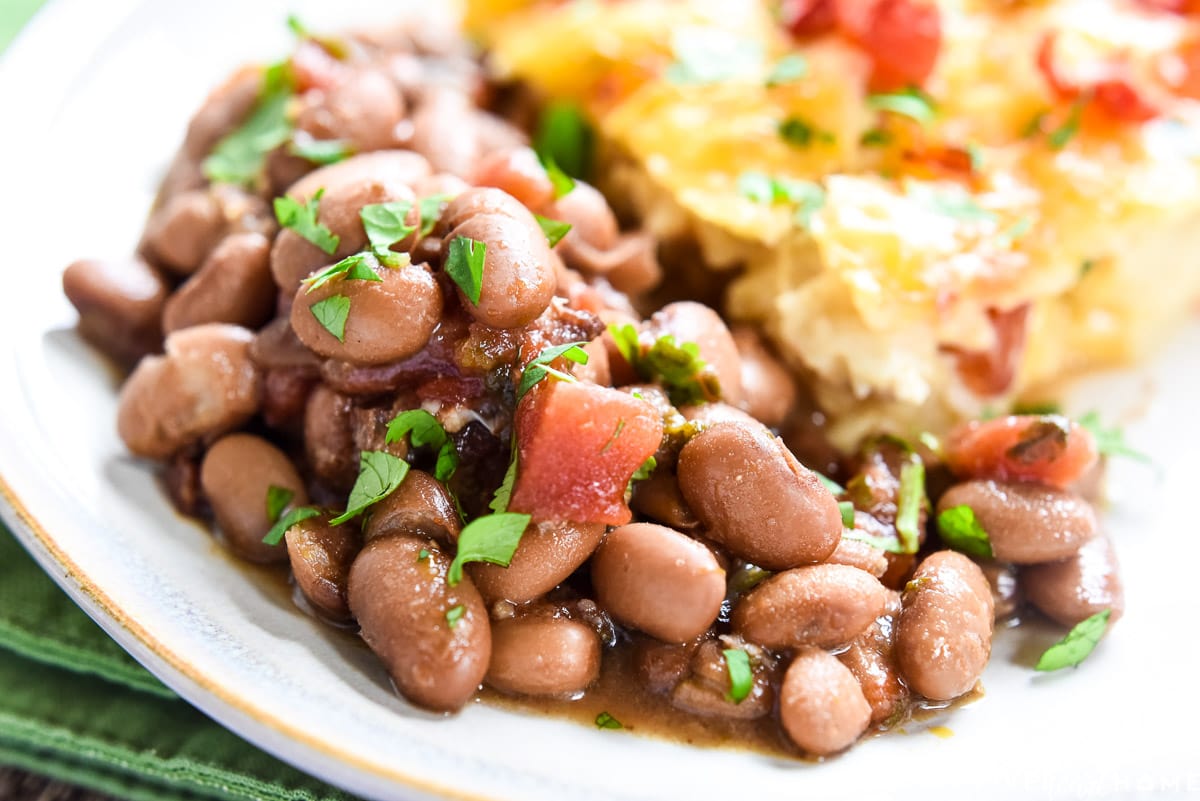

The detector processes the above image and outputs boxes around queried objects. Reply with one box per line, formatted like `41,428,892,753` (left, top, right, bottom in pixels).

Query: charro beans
677,422,841,570
896,551,994,701
938,480,1096,564
1022,534,1124,626
62,258,167,365
363,469,461,547
285,513,360,622
647,302,744,406
470,520,606,605
779,647,872,756
486,615,601,697
163,232,275,333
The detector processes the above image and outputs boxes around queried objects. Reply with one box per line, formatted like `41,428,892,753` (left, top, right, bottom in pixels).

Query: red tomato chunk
944,414,1099,489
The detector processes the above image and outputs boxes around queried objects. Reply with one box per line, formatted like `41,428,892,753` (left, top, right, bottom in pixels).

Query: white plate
2,1,1199,799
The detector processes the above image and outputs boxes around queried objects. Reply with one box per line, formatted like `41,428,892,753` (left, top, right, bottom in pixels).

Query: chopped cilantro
445,236,487,305
517,341,589,399
445,604,466,629
329,451,410,525
895,457,925,554
1035,609,1112,671
534,214,573,247
265,485,294,524
595,711,623,730
386,409,459,483
261,506,320,546
534,102,593,181
1077,412,1150,463
722,648,753,703
868,87,937,125
274,188,340,255
838,500,855,529
288,134,351,165
935,505,994,559
203,67,294,188
309,294,351,342
778,116,835,148
303,252,383,294
446,512,531,586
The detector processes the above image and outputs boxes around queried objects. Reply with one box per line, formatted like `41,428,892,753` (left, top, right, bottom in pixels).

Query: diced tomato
946,305,1030,398
780,0,838,37
1036,32,1159,122
508,380,664,525
836,0,942,90
944,415,1100,489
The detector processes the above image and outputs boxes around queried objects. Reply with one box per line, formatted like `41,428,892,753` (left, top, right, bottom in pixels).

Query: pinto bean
733,564,890,649
896,551,994,701
486,616,601,697
363,469,460,547
347,535,490,712
303,384,357,489
944,415,1099,489
937,480,1096,564
826,537,889,578
286,513,360,622
590,523,725,643
437,187,531,233
732,327,797,428
294,68,405,153
632,636,700,695
1022,534,1124,626
677,422,841,570
291,261,442,364
631,469,700,530
183,66,262,161
838,608,909,726
779,647,872,756
469,520,606,604
142,189,226,275
117,324,261,459
412,172,471,201
977,559,1022,621
471,147,555,210
544,181,618,250
63,258,167,365
444,212,556,329
670,639,775,720
407,88,480,176
679,402,761,430
647,302,743,406
285,149,432,200
163,233,275,333
200,434,307,564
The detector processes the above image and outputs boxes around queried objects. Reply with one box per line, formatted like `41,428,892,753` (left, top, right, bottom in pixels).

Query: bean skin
779,647,872,756
647,302,743,407
732,564,891,649
303,384,358,489
290,261,442,365
285,513,360,622
837,600,909,725
470,520,605,605
590,523,725,643
163,232,275,333
677,422,841,570
896,551,994,701
670,639,775,720
200,434,307,564
486,616,601,697
117,324,262,459
731,326,797,428
363,469,461,547
142,189,225,275
294,68,404,153
1022,534,1125,626
63,257,167,366
825,537,889,578
938,480,1096,564
347,535,490,713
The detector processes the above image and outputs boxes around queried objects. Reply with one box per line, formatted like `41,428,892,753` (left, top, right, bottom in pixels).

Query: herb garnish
534,102,592,184
1035,609,1111,671
534,214,573,247
265,485,295,523
309,294,351,342
595,711,623,730
517,341,590,399
446,512,531,586
386,409,459,482
765,53,808,86
935,505,994,559
202,66,294,187
274,189,340,255
608,324,722,406
736,171,825,227
328,451,410,525
838,501,856,529
445,604,465,629
1048,96,1088,150
262,506,321,546
868,87,937,125
417,548,430,562
445,236,487,305
723,648,753,703
815,472,845,495
1077,412,1150,463
778,116,835,148
895,457,926,554
288,135,351,165
303,252,384,294
842,529,907,554
360,201,417,260
489,452,519,514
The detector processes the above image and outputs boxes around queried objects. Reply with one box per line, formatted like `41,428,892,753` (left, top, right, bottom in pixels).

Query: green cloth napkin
0,527,360,801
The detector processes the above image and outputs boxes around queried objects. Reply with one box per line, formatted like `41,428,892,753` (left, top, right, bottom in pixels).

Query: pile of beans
62,19,1124,758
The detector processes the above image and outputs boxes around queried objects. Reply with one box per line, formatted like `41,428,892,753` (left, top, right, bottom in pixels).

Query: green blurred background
0,0,47,52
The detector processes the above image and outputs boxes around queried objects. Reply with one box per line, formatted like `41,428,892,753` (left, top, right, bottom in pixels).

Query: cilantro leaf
765,53,808,86
595,711,623,730
936,505,994,559
868,87,937,125
534,214,573,247
303,252,382,294
386,409,459,482
329,451,410,525
1048,96,1088,150
309,294,351,342
815,472,845,495
607,323,641,366
842,529,907,554
445,236,487,305
517,341,589,399
489,450,518,514
1077,411,1150,463
446,512,531,586
265,485,295,524
203,73,294,188
261,506,321,546
838,500,855,528
445,604,465,629
534,102,593,182
360,201,416,258
895,457,925,554
1035,609,1112,671
737,172,825,226
606,324,721,406
417,195,451,237
722,648,753,704
274,188,340,255
778,116,835,148
288,134,351,165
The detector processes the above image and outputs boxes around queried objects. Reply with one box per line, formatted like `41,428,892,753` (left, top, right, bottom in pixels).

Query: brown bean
670,639,775,720
779,647,872,756
407,88,481,176
412,172,471,201
444,212,556,329
733,564,890,649
732,327,797,428
837,605,908,725
896,551,994,701
826,537,889,578
285,513,360,622
163,233,275,333
632,636,699,695
270,179,417,293
347,535,490,712
183,66,261,161
437,187,531,233
1022,534,1124,626
631,469,700,531
543,181,618,250
285,149,431,200
294,68,404,153
678,422,841,569
679,402,761,430
977,559,1022,621
117,324,262,459
200,434,307,564
590,523,725,643
291,261,442,365
363,469,460,547
471,147,555,210
647,302,743,406
470,520,605,604
938,480,1097,564
63,258,167,365
486,616,601,697
303,384,357,489
142,190,225,275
